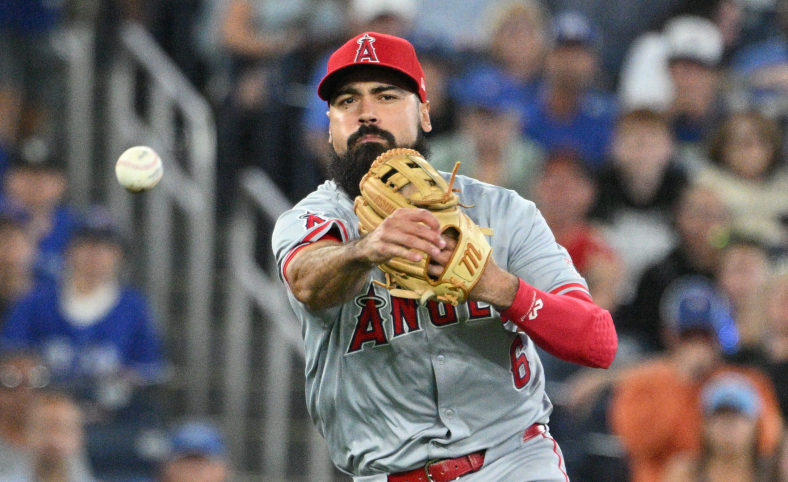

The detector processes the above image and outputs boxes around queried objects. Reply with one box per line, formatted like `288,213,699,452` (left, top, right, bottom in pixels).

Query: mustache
329,127,431,199
346,125,397,150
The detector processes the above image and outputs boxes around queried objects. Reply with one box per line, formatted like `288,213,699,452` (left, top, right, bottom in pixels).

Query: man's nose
357,97,379,125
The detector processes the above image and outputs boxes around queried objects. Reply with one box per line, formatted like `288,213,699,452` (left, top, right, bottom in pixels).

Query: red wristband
501,278,540,324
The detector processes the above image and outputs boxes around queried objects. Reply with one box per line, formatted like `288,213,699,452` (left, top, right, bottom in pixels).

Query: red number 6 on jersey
510,336,531,389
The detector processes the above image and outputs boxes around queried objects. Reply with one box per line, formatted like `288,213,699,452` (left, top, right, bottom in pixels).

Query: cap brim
318,63,423,102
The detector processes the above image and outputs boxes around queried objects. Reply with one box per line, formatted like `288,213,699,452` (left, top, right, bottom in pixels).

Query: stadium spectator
662,374,778,482
0,350,48,479
646,14,733,176
729,39,788,117
610,280,783,482
763,272,788,418
543,0,684,81
0,142,79,286
717,236,772,365
615,185,730,351
591,108,688,307
216,0,343,209
0,208,165,401
697,110,788,249
665,17,726,146
727,0,788,116
18,389,99,482
0,0,67,157
619,16,722,114
451,0,550,124
781,433,788,482
529,151,626,481
156,421,230,482
521,10,617,170
618,184,730,352
429,70,544,200
534,151,621,311
0,209,167,481
0,216,37,323
145,0,210,90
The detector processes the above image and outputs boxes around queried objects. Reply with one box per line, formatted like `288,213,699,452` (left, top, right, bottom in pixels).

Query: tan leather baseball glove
353,148,493,305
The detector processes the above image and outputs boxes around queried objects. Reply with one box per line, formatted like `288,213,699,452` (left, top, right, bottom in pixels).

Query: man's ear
328,128,333,145
419,100,432,133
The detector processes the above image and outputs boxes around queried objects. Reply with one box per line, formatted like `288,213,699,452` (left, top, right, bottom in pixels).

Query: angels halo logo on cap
355,34,380,63
318,32,427,103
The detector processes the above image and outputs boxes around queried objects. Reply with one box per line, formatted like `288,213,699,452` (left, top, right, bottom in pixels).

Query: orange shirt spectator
609,280,783,482
611,360,781,482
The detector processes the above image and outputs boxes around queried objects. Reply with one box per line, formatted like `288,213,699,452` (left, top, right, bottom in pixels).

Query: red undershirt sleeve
501,278,617,368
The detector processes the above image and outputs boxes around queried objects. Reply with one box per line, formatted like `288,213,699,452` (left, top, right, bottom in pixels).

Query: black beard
328,125,430,199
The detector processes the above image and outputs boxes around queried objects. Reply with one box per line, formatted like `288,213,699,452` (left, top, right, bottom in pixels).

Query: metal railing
105,22,217,416
66,20,337,480
227,168,337,481
63,21,96,208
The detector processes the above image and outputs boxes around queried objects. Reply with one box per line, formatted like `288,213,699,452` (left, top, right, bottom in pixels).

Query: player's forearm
287,241,374,311
470,261,520,311
501,279,618,368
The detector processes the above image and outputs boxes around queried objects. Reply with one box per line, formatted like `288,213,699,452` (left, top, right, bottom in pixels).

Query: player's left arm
430,196,617,369
496,276,617,369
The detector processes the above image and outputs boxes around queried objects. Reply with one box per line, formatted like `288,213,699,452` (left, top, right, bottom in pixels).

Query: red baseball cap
318,32,427,103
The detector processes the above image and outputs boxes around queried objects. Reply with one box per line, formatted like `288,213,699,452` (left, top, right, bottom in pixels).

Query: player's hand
428,233,518,310
355,208,446,265
427,232,457,278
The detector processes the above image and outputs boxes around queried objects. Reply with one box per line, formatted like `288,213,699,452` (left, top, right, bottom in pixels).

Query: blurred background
3,0,788,481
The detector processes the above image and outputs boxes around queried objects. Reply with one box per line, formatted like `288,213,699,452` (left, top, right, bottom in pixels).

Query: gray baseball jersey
272,174,588,478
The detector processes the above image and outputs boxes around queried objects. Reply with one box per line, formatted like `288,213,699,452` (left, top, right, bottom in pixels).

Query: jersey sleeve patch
280,217,349,284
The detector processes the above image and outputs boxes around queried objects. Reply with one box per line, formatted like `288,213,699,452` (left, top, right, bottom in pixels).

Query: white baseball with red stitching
115,146,164,193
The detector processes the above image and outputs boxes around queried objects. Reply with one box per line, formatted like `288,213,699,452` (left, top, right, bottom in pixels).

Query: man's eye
339,97,356,105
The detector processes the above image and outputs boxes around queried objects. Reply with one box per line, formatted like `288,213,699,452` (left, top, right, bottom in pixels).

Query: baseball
115,146,164,193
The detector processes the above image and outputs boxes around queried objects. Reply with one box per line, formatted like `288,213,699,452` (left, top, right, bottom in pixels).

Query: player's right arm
286,208,445,311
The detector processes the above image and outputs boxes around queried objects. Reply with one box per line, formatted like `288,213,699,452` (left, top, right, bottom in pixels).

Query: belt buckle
423,459,442,482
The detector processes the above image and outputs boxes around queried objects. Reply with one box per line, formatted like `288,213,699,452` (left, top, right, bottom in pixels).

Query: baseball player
272,32,618,482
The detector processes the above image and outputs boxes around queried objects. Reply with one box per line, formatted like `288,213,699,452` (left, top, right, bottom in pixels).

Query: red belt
388,423,545,482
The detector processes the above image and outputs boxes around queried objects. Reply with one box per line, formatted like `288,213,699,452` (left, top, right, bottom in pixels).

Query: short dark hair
615,108,670,131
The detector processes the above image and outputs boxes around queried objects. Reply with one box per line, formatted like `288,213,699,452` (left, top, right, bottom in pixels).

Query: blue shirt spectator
0,202,78,286
33,206,79,285
0,208,166,390
522,90,616,170
447,1,550,130
729,38,788,113
0,149,79,286
450,61,541,125
0,0,62,33
1,284,164,384
521,11,617,169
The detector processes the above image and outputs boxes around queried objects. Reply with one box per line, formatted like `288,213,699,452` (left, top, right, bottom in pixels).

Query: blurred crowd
4,0,788,481
0,2,232,481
